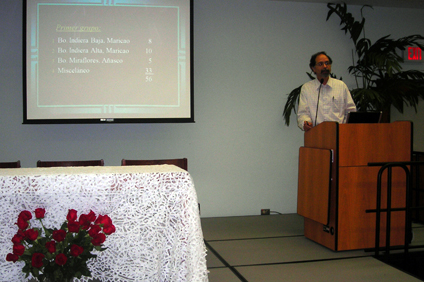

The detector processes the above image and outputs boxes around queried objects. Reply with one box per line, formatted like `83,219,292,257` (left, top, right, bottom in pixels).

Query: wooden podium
297,121,412,251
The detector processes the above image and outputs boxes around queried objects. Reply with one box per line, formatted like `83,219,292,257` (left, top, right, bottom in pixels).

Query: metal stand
367,160,424,259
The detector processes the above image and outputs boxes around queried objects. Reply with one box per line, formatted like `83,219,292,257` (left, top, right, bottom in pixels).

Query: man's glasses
316,61,332,67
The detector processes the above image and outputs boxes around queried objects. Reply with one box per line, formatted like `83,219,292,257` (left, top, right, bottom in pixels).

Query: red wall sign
407,47,422,61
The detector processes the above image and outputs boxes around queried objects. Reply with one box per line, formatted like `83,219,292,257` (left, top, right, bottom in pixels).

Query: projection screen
24,0,193,123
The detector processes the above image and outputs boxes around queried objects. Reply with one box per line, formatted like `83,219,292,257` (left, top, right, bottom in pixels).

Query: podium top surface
304,121,412,166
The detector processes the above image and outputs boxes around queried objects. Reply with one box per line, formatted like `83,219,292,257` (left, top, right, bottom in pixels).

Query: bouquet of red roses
6,208,115,281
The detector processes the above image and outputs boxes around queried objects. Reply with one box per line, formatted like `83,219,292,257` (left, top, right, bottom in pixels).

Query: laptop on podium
346,111,382,124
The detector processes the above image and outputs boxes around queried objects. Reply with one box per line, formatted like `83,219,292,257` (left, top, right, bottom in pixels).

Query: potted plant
283,3,424,125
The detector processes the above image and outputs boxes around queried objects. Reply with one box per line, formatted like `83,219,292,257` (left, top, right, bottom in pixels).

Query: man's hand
304,121,313,132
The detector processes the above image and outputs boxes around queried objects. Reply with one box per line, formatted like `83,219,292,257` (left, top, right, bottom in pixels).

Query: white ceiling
271,0,424,9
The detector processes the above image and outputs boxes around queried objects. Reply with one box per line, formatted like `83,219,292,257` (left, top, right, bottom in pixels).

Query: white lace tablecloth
0,165,208,282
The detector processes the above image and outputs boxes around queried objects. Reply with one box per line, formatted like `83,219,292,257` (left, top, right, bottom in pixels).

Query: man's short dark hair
309,51,333,68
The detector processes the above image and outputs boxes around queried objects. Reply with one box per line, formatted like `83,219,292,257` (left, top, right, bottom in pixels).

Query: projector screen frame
23,0,194,124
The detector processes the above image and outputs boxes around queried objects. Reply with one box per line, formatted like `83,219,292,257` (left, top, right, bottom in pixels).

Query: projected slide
25,0,192,123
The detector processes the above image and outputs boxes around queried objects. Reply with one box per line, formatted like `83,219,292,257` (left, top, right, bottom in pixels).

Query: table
0,165,208,282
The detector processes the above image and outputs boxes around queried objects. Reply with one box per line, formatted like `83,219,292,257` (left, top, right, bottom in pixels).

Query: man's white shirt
297,77,357,130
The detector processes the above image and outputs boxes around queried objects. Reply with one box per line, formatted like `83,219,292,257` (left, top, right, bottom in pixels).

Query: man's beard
321,70,330,77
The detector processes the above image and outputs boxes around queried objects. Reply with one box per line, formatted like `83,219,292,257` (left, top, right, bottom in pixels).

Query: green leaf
31,268,40,278
282,85,302,126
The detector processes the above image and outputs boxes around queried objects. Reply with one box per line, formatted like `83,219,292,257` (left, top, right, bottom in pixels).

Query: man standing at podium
297,51,357,131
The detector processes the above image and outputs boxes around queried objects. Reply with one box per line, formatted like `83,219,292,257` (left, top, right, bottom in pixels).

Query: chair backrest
37,159,104,167
0,160,21,168
121,158,187,170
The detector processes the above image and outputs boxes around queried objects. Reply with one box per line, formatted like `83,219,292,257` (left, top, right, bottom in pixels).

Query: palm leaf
282,85,302,126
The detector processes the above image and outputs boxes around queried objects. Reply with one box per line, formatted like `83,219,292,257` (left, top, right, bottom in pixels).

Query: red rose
45,241,56,253
18,210,32,221
103,224,116,235
68,221,80,233
24,229,39,241
52,229,66,242
70,244,84,257
78,214,91,230
13,244,25,256
6,253,19,262
91,233,106,246
88,224,101,237
12,233,25,245
31,253,44,268
67,209,78,222
16,217,29,230
95,214,112,226
55,253,67,266
85,210,96,222
34,208,46,219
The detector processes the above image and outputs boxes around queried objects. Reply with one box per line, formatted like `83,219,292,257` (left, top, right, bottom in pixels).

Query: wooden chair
37,159,104,167
0,160,21,168
121,158,187,170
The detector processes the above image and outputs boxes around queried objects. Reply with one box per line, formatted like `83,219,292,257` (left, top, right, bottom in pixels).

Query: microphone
314,78,324,126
